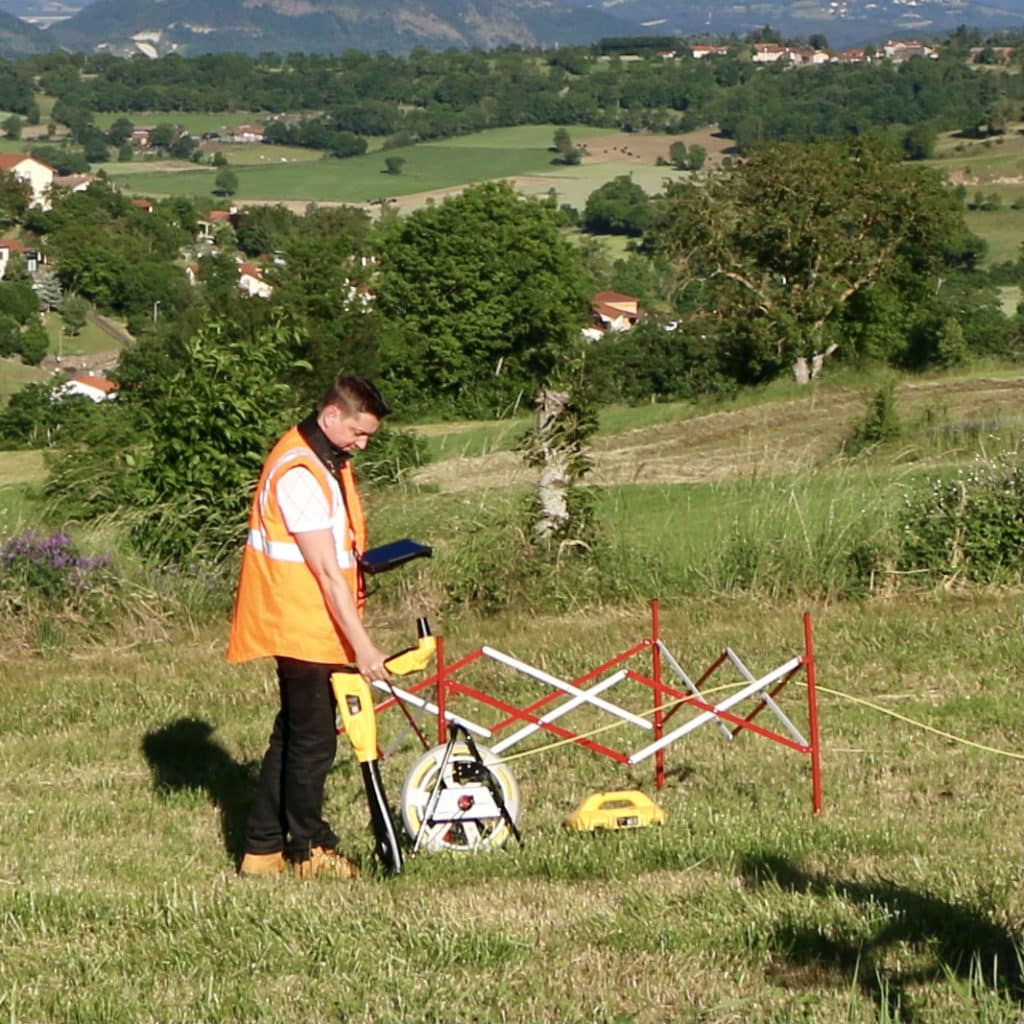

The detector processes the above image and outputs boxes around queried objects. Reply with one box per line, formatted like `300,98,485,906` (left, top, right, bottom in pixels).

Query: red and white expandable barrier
371,600,823,815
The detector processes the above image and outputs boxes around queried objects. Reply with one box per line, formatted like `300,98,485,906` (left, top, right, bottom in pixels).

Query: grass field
0,357,44,403
90,111,270,135
0,559,1019,1023
0,369,1021,1022
96,124,637,204
964,206,1024,266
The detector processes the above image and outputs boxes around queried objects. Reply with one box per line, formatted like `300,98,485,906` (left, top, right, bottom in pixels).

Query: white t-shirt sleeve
277,466,332,533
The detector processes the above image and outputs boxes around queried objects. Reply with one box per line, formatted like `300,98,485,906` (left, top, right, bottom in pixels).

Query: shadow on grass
142,717,258,861
740,852,1023,1022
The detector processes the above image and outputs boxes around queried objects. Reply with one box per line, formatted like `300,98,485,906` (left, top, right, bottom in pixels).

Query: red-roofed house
691,44,730,59
0,154,55,209
585,291,642,340
54,372,118,403
238,261,272,299
0,237,38,278
752,43,787,63
131,197,154,214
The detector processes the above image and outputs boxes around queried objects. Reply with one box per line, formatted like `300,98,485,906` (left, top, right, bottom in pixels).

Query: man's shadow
142,718,259,861
740,851,1023,1022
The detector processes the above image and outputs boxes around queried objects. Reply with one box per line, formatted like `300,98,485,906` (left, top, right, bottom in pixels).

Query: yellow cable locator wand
332,618,436,875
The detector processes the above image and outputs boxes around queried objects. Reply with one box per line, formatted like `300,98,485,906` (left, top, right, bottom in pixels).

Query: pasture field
0,369,1021,1022
931,125,1024,180
97,124,650,206
90,111,270,136
0,585,1019,1023
964,205,1024,266
0,357,42,404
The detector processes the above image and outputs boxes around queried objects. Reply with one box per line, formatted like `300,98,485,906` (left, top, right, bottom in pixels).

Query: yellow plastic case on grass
564,790,666,831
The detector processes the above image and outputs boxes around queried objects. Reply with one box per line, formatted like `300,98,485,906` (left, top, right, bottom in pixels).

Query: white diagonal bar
482,647,652,731
628,656,802,764
657,640,732,740
369,679,492,738
726,648,807,747
490,669,629,754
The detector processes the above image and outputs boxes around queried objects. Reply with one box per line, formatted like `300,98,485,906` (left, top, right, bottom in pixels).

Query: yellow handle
385,635,437,676
331,626,436,761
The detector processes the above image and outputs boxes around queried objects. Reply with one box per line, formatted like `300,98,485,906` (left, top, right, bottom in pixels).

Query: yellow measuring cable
489,679,1024,765
794,681,1024,762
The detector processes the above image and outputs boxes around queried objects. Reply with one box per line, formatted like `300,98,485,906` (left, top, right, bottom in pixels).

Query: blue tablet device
358,538,432,574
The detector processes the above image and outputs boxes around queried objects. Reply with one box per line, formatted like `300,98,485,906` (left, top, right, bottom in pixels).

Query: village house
0,154,55,210
0,237,40,278
196,208,237,242
238,261,272,299
52,173,95,193
227,124,266,144
583,290,642,341
788,48,830,66
752,43,787,63
834,48,872,64
690,44,730,59
883,40,939,62
53,372,118,403
969,46,1015,64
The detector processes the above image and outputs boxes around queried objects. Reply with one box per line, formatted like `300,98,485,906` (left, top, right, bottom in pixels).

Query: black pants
244,657,342,863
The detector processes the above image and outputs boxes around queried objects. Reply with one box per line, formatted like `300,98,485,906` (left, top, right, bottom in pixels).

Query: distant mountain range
0,0,1019,58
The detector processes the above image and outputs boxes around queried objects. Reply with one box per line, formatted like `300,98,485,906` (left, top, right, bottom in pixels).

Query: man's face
321,406,380,452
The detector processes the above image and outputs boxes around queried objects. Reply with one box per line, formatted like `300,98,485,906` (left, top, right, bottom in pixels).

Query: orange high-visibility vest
226,426,367,664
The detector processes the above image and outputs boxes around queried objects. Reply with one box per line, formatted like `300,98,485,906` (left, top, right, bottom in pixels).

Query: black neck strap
297,411,351,478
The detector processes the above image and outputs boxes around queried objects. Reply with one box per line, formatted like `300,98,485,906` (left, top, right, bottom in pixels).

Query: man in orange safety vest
227,374,393,879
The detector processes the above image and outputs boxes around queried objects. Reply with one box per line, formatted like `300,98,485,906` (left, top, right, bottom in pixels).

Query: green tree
902,122,938,161
649,136,973,382
375,181,590,416
384,155,406,175
61,292,89,336
0,312,19,357
132,315,307,560
2,114,21,140
33,271,63,313
552,127,581,166
19,320,49,366
668,141,688,170
213,168,239,197
936,316,968,367
0,170,30,226
583,175,651,236
0,281,39,324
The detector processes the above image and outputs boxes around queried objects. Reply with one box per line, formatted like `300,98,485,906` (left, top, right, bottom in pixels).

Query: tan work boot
293,846,359,880
239,851,286,878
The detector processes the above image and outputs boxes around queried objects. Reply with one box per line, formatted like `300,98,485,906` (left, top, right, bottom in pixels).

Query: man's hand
354,642,392,685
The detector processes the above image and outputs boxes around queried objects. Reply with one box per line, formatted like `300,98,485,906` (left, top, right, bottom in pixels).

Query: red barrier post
803,612,823,814
651,599,665,790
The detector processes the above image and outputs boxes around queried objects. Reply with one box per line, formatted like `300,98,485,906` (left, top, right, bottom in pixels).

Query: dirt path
411,377,1023,494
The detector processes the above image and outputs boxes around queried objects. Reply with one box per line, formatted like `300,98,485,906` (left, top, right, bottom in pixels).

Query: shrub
899,452,1024,584
0,529,115,612
843,383,903,455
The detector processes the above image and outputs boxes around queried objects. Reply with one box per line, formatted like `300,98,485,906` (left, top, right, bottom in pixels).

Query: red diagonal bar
444,680,630,764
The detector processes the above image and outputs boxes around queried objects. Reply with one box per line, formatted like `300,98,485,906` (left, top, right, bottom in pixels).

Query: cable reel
399,728,522,853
